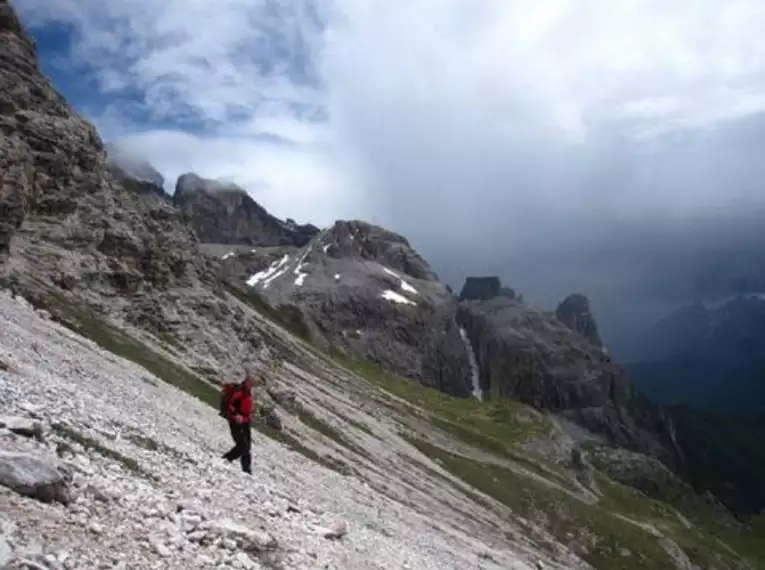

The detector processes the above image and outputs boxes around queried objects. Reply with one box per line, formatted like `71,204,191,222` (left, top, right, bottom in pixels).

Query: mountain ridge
2,2,764,568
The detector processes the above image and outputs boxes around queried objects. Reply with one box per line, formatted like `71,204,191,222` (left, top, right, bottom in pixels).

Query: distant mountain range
625,294,765,411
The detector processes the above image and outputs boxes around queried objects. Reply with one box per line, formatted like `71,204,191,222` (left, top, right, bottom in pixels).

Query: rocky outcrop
0,451,73,504
245,220,474,396
173,173,319,247
459,276,516,301
322,220,438,281
456,279,678,461
0,2,287,382
555,293,603,348
1,0,102,254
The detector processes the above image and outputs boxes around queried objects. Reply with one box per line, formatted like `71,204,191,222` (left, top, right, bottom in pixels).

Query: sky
15,0,765,354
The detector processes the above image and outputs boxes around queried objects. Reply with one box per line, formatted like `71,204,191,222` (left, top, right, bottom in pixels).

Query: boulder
0,451,73,504
205,519,277,552
0,416,44,441
317,520,348,540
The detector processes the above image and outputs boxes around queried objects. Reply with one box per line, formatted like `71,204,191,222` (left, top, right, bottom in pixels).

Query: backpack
219,382,237,417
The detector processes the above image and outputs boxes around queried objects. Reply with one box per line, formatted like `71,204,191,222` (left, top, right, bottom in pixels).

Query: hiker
220,369,257,474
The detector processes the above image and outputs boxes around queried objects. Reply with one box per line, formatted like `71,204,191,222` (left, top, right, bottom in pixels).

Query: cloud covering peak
17,0,765,345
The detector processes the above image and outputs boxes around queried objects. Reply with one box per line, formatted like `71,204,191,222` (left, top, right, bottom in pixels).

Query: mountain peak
174,172,244,199
172,173,318,247
555,293,603,348
105,144,166,198
458,276,517,302
322,220,438,281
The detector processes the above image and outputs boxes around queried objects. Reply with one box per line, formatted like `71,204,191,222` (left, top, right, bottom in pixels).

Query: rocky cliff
555,293,604,348
244,220,474,396
2,4,764,567
0,0,290,386
173,173,319,247
456,279,678,462
459,276,517,301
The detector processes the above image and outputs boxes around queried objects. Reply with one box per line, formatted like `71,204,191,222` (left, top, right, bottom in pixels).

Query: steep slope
246,220,475,397
2,3,764,568
173,173,319,247
0,0,288,387
2,290,762,570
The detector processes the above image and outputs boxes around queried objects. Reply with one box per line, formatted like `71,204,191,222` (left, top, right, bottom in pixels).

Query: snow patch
382,290,417,306
459,328,482,401
221,252,235,260
246,255,290,288
293,247,311,287
334,274,341,281
323,244,331,253
383,267,419,296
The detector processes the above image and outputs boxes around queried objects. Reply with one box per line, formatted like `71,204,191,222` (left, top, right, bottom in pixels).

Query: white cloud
16,0,765,308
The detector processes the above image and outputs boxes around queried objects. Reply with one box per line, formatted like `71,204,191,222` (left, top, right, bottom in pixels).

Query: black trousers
223,421,252,473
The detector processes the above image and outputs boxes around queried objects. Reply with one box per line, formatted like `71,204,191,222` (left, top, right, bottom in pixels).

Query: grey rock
0,451,73,504
456,290,679,461
0,416,43,441
318,520,348,540
0,516,15,568
458,276,516,302
173,172,318,247
555,293,603,348
249,221,474,396
206,519,277,552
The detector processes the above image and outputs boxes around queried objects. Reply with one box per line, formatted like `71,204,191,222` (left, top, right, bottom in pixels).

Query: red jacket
228,384,254,423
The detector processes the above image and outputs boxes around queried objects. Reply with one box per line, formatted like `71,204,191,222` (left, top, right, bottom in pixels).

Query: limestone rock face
456,279,679,462
0,1,105,255
173,173,319,247
245,221,474,396
555,293,603,348
459,277,516,302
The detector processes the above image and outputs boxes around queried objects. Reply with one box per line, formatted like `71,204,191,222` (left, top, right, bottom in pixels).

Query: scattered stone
0,517,16,568
206,519,277,553
0,416,44,441
317,520,348,540
233,552,257,569
153,541,172,558
0,451,73,504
